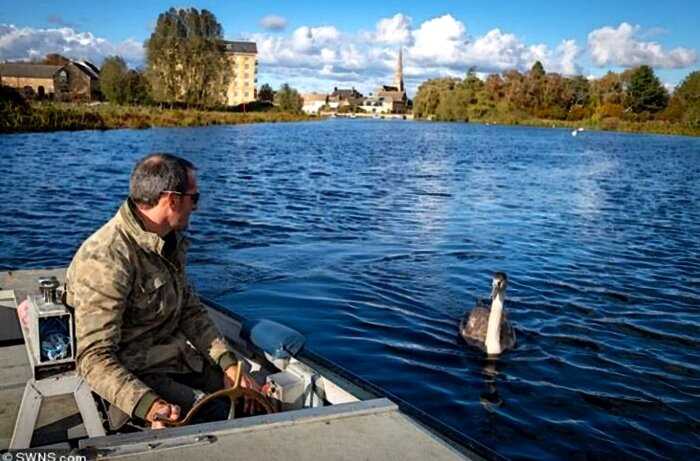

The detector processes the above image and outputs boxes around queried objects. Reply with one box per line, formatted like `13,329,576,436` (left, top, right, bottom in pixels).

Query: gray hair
129,153,196,207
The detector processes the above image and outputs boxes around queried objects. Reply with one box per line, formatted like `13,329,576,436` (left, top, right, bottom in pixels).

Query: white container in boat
266,370,307,409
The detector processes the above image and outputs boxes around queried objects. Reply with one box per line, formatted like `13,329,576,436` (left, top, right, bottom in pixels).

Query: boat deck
0,268,477,460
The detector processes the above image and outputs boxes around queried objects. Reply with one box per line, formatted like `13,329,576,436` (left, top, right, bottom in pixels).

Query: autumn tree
567,76,591,107
145,7,228,107
503,70,528,111
410,63,697,131
539,73,568,119
591,71,624,106
484,74,505,101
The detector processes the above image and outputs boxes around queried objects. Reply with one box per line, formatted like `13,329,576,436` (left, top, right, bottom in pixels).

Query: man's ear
160,193,176,211
168,193,181,210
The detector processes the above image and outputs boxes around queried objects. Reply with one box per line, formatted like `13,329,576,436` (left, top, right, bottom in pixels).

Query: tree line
413,62,700,130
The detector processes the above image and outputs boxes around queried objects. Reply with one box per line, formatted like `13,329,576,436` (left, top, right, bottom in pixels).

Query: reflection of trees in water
479,358,503,409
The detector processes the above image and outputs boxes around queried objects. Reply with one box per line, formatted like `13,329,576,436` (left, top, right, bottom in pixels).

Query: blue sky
1,0,698,95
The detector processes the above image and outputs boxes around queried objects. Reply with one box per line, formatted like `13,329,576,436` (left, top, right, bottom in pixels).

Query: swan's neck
485,292,504,355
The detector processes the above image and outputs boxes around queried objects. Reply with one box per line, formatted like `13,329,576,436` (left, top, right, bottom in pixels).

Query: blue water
1,120,699,460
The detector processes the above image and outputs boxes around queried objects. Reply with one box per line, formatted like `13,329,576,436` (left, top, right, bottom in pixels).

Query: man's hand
224,364,261,391
145,399,181,429
17,298,30,328
224,363,262,414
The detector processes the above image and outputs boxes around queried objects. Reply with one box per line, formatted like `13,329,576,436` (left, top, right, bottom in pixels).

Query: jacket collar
118,199,186,256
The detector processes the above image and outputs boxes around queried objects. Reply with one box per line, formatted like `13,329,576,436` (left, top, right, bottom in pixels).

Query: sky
1,0,698,96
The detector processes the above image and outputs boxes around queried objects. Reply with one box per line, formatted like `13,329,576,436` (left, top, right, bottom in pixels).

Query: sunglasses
162,190,200,205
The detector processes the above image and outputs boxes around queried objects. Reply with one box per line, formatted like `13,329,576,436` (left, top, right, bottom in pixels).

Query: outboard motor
242,319,324,409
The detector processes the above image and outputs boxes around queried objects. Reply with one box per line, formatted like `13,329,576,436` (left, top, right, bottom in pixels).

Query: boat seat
0,290,24,347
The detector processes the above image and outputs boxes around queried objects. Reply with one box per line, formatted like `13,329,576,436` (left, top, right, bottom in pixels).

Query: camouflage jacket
66,200,240,418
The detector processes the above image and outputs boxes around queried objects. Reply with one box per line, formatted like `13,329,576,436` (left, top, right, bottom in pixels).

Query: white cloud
249,13,592,95
374,13,412,45
320,47,335,63
463,28,527,70
260,15,287,31
291,26,340,53
407,21,581,76
0,24,144,67
588,22,697,69
411,15,466,64
554,39,582,75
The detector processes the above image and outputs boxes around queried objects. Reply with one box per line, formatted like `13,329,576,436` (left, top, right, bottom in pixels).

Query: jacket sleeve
179,283,247,372
69,248,159,418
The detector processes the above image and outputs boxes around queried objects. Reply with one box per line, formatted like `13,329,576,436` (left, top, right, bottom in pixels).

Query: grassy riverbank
464,113,700,137
0,101,315,134
3,101,698,137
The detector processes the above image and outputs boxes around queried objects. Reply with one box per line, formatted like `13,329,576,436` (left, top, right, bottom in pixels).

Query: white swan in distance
460,272,516,355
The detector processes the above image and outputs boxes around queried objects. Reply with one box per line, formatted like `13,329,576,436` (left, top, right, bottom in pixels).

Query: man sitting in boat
65,153,260,429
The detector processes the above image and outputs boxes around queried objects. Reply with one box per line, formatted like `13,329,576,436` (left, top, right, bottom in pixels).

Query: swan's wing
500,311,517,350
461,306,489,345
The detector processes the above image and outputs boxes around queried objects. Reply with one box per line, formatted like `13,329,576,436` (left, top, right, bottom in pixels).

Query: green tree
145,7,228,107
529,61,546,79
258,83,274,102
413,77,461,118
0,86,31,132
124,70,151,104
100,56,129,104
274,83,302,113
665,71,700,127
625,65,668,113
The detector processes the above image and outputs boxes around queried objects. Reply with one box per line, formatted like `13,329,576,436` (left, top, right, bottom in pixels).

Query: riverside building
221,40,258,107
0,58,100,101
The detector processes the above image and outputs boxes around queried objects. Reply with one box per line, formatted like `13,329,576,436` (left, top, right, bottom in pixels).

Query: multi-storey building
220,40,258,107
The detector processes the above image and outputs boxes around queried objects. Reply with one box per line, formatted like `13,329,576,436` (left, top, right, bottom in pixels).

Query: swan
460,272,516,355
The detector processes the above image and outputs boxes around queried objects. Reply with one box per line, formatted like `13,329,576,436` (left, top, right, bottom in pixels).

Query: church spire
394,47,404,92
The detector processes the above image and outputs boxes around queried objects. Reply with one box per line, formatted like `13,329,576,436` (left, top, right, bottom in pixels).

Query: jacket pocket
129,274,169,321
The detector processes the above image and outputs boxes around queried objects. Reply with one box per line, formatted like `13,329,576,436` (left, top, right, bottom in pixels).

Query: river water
1,120,699,460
